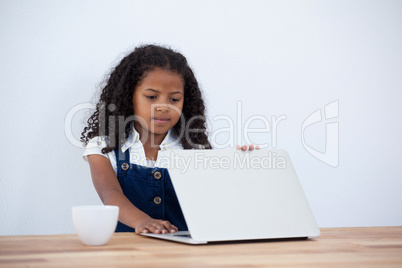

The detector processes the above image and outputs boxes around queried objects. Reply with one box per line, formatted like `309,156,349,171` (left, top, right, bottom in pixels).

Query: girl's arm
87,154,178,234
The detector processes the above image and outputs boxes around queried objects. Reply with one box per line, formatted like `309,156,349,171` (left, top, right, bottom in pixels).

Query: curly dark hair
81,44,212,153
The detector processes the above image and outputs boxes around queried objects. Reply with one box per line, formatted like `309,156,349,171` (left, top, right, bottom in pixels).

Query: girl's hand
236,144,260,151
134,216,178,234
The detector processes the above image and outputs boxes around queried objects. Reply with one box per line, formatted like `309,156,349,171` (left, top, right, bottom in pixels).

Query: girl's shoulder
85,136,110,148
83,136,114,162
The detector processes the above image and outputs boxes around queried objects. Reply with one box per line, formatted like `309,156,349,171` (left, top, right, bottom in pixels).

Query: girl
81,44,255,234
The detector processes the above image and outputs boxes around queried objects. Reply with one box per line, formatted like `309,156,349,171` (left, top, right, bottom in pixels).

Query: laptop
141,149,320,244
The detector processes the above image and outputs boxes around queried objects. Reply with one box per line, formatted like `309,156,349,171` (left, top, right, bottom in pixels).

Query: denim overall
114,148,188,232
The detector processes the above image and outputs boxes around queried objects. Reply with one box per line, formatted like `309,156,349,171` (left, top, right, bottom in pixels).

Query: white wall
0,0,401,235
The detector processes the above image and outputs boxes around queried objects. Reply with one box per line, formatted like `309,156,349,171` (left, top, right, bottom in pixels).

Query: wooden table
1,227,402,267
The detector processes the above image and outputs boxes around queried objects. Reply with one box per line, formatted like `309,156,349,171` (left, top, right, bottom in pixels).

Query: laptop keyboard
173,233,192,238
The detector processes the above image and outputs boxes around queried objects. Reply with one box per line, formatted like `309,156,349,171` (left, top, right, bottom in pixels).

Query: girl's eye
170,98,180,102
146,96,157,100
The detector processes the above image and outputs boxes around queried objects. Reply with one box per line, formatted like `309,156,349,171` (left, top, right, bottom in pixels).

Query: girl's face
132,67,184,141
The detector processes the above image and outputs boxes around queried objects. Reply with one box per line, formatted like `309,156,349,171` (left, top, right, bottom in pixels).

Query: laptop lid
158,149,320,242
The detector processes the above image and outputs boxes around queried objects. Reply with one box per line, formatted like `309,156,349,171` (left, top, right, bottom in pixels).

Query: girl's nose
156,105,169,112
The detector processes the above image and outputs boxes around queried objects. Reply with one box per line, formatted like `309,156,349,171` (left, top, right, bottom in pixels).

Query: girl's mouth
153,118,170,125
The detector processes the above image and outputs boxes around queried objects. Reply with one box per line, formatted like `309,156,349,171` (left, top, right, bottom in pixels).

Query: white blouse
83,128,183,173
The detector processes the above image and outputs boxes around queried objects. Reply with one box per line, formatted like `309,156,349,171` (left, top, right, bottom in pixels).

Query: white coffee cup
72,205,119,246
